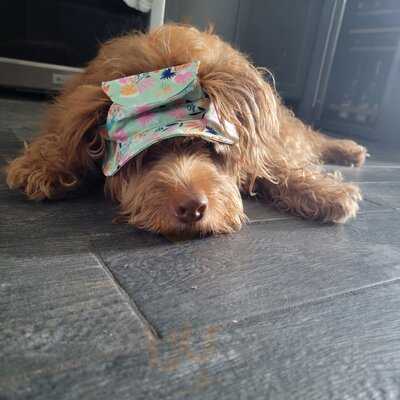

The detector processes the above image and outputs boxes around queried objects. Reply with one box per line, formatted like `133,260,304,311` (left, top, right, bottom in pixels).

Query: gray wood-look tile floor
1,95,400,400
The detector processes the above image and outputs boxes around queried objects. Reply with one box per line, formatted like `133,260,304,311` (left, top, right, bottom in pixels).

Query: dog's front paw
287,181,362,224
313,183,362,224
342,140,368,167
6,155,76,200
332,140,368,167
322,183,362,223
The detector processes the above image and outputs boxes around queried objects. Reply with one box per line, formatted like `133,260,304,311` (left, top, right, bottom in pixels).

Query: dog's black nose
175,195,208,224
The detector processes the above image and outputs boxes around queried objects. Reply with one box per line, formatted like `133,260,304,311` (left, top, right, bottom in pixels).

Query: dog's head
83,24,280,237
105,136,244,237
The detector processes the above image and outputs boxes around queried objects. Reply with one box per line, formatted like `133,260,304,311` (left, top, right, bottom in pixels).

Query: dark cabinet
0,0,148,91
165,0,324,105
0,0,148,67
301,0,400,143
236,0,323,103
167,0,400,143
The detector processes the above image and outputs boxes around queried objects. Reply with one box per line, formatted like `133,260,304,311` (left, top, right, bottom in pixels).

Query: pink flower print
168,107,188,119
174,71,193,84
138,77,155,93
112,129,128,142
137,112,155,126
118,77,131,85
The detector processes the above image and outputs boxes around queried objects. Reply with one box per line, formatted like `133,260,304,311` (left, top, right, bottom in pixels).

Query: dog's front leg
257,167,362,223
6,84,108,200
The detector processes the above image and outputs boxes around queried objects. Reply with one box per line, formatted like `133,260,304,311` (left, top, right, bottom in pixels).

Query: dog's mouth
163,224,210,242
163,209,213,241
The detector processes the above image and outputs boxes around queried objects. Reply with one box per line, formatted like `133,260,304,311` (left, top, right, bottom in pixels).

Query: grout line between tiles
90,244,162,341
240,276,400,327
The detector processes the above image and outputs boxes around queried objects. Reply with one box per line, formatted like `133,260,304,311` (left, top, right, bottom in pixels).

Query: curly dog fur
6,24,367,237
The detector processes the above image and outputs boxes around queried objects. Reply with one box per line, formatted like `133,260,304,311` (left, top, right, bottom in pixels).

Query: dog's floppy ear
200,59,281,190
5,78,111,199
42,79,111,171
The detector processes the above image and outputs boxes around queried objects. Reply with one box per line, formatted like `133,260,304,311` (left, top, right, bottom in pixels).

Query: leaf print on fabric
160,68,176,80
206,126,219,135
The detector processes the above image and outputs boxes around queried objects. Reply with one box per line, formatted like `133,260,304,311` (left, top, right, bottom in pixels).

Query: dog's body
6,25,367,237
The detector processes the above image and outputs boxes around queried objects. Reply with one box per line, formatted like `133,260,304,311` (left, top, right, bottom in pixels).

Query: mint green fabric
100,61,235,176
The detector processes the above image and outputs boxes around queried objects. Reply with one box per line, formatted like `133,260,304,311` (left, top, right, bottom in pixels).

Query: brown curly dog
6,24,367,237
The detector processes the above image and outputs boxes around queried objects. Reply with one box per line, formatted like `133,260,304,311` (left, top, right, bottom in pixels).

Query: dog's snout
175,194,208,224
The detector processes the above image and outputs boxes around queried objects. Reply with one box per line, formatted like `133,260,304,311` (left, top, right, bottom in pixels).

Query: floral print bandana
100,61,237,176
